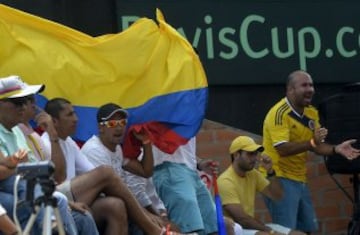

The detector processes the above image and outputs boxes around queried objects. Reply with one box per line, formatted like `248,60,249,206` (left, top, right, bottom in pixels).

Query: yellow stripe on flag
0,4,207,108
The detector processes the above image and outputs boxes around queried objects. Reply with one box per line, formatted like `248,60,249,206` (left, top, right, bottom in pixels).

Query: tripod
348,174,360,235
21,178,66,235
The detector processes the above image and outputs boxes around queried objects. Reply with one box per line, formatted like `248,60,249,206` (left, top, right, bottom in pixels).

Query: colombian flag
0,4,208,157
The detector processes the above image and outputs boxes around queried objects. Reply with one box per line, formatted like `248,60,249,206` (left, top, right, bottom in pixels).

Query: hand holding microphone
313,127,328,144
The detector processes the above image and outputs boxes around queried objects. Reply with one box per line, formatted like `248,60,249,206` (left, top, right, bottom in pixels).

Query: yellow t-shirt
218,166,269,217
262,98,320,182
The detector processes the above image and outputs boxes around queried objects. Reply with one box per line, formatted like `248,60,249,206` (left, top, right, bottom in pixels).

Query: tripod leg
23,205,41,235
52,207,66,235
42,206,53,235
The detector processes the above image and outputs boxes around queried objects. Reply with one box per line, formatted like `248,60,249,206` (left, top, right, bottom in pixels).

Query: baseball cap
229,136,264,154
0,75,45,99
97,103,128,122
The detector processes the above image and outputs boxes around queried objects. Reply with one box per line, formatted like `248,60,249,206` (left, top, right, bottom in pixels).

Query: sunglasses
100,119,127,128
2,95,35,107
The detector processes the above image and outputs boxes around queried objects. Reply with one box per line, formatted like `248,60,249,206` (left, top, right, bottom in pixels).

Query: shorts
0,203,7,216
264,177,318,232
233,222,243,235
56,180,75,201
153,162,217,234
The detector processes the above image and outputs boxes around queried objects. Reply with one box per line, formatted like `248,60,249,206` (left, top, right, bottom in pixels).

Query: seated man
218,136,305,235
0,75,92,235
81,103,153,180
0,75,46,235
81,103,178,233
42,98,188,235
152,137,241,235
18,93,98,235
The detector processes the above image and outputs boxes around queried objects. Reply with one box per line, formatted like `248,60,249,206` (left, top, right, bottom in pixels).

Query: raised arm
123,129,153,178
35,111,67,183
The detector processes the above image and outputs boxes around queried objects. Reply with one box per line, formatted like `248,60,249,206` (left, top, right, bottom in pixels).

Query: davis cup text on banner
117,0,360,85
122,14,360,72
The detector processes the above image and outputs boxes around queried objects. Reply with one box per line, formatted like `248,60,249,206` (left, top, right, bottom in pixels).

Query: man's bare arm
35,111,67,183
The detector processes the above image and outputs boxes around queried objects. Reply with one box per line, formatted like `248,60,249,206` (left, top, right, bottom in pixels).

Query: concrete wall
196,119,354,235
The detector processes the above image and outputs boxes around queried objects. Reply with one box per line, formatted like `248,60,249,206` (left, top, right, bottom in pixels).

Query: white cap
0,75,44,99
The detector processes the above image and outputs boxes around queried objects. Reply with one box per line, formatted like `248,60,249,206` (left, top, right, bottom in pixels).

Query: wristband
196,162,202,171
333,145,337,155
310,138,317,148
142,139,151,145
197,159,205,171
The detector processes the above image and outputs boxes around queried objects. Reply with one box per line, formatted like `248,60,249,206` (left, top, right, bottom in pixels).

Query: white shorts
234,222,244,235
0,204,6,216
56,180,74,201
242,223,291,235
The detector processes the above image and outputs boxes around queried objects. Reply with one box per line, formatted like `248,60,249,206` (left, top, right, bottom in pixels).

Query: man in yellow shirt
218,136,305,235
262,70,360,233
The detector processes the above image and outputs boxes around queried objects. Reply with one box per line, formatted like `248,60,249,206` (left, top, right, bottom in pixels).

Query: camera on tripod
16,161,56,204
16,160,55,180
14,161,65,235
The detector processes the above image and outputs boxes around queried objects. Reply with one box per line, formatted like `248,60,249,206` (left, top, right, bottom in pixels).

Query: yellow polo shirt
262,98,320,182
218,166,269,217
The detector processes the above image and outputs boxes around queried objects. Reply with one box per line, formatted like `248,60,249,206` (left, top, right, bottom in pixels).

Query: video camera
16,161,56,205
14,161,63,234
16,160,55,180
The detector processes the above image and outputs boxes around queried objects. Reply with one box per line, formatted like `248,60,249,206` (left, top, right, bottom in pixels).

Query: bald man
262,70,360,233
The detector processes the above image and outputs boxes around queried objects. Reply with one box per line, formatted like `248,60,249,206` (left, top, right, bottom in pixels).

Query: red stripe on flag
122,121,188,158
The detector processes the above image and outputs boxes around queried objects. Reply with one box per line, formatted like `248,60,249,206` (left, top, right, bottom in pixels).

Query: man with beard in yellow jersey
262,70,360,234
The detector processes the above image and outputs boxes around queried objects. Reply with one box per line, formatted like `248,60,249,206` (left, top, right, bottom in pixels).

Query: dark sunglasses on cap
100,119,127,128
2,95,35,107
